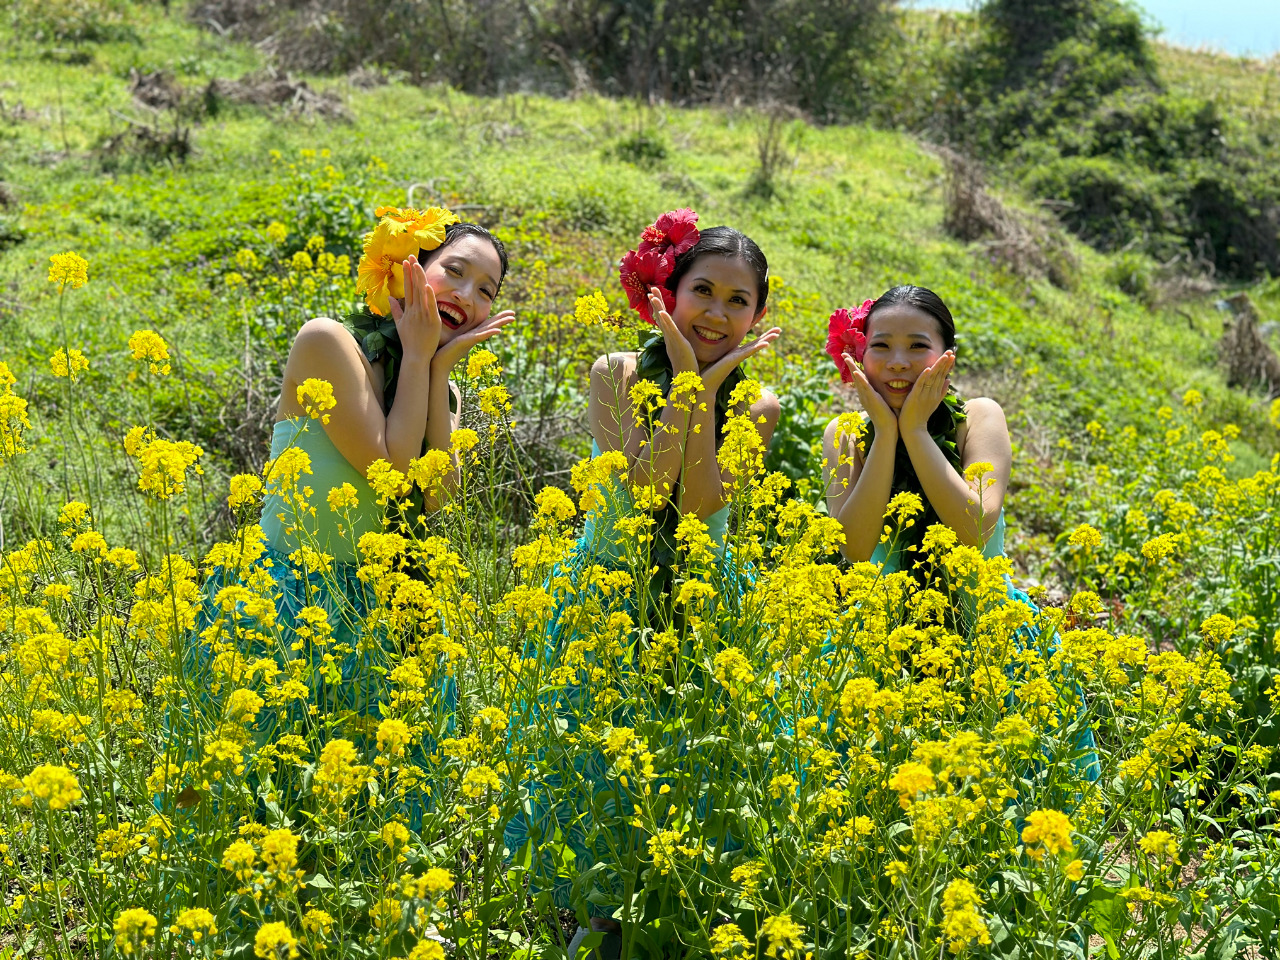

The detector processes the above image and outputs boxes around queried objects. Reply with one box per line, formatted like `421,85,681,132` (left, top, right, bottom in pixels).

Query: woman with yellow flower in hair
181,208,513,826
504,209,781,956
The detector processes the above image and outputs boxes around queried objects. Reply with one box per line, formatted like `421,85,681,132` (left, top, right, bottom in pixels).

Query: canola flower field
7,5,1280,959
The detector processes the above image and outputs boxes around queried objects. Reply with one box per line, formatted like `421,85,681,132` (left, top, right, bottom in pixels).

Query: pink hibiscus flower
619,247,676,324
826,299,876,383
639,208,700,258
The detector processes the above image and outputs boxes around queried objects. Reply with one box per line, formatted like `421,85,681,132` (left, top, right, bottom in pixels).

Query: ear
752,305,769,326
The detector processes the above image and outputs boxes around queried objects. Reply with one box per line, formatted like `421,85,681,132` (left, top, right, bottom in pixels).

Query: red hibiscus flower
639,208,700,258
826,299,875,383
619,247,676,324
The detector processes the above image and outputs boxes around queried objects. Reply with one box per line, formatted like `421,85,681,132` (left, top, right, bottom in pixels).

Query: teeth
693,325,726,341
888,380,911,389
439,304,465,325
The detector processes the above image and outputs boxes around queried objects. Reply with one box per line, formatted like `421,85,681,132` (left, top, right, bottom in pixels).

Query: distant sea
903,0,1280,59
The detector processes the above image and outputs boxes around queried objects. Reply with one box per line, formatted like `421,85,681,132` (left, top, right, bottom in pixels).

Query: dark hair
664,226,769,316
866,285,956,350
419,222,509,295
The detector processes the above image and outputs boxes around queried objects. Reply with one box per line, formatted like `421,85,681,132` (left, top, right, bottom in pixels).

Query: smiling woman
503,210,782,947
181,209,516,832
277,211,514,513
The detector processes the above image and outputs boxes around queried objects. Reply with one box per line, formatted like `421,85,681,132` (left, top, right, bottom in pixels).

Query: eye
730,295,747,306
693,283,712,295
480,287,495,300
446,264,462,277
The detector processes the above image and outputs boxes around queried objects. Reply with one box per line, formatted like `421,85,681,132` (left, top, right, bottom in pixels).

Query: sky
904,0,1280,58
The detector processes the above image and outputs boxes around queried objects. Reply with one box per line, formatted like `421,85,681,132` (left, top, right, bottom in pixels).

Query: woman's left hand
430,309,518,372
701,326,783,391
898,350,954,436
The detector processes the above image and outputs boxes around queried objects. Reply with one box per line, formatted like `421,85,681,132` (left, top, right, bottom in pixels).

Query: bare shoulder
589,351,639,392
750,388,782,429
963,396,1007,428
291,316,360,353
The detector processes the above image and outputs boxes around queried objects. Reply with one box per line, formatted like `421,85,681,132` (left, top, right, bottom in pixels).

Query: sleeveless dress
180,419,454,827
502,441,741,919
861,508,1101,782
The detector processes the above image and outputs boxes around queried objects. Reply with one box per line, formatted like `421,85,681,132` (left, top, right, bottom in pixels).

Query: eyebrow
692,275,751,295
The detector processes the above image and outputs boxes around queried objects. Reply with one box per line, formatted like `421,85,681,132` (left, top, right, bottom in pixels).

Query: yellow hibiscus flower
356,206,460,316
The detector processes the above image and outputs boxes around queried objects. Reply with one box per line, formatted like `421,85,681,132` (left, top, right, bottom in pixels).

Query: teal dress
179,419,453,826
503,441,740,918
855,508,1101,783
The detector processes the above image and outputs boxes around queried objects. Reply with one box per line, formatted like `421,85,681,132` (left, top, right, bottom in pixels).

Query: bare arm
824,416,896,562
902,397,1010,546
896,352,1010,546
279,318,437,476
823,354,902,562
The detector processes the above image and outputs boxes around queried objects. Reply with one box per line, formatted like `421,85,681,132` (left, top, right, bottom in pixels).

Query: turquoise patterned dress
864,508,1101,782
178,419,454,827
502,441,743,918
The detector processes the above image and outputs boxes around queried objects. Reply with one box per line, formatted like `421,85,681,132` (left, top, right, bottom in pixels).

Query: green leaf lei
861,390,968,557
633,329,746,574
341,308,457,415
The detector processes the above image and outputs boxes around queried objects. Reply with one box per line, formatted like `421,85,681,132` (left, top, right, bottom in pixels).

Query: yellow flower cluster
128,329,171,376
47,251,88,291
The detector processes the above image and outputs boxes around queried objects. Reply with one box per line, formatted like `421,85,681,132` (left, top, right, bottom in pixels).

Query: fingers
387,295,404,323
403,256,422,312
456,310,518,348
422,279,440,325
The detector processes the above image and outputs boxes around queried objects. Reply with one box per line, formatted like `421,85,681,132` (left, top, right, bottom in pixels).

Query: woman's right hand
845,353,898,436
387,256,441,362
649,286,699,376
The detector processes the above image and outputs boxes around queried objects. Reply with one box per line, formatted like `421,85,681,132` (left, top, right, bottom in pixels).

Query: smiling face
861,302,949,410
670,255,764,367
420,233,503,344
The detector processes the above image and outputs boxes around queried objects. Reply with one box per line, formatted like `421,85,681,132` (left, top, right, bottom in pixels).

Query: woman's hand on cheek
846,354,898,436
897,351,954,436
387,256,442,362
650,286,699,376
702,325,782,391
431,309,518,372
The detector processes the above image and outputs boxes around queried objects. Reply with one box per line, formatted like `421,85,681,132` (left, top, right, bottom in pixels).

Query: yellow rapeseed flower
940,879,992,953
49,348,90,382
1021,809,1074,861
758,914,805,959
113,908,157,955
574,289,611,326
23,764,82,810
408,941,446,960
254,921,300,959
297,378,337,424
48,252,88,290
127,330,171,376
170,907,218,942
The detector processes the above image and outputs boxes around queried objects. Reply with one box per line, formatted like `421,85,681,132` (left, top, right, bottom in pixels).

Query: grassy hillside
13,6,1280,957
0,0,1276,570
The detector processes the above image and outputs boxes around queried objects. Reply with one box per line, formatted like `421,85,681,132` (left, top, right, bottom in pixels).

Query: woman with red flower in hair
504,210,781,955
601,209,782,540
821,284,999,565
820,284,1098,784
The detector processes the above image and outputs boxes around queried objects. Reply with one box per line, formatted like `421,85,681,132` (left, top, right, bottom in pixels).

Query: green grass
1,0,1277,570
